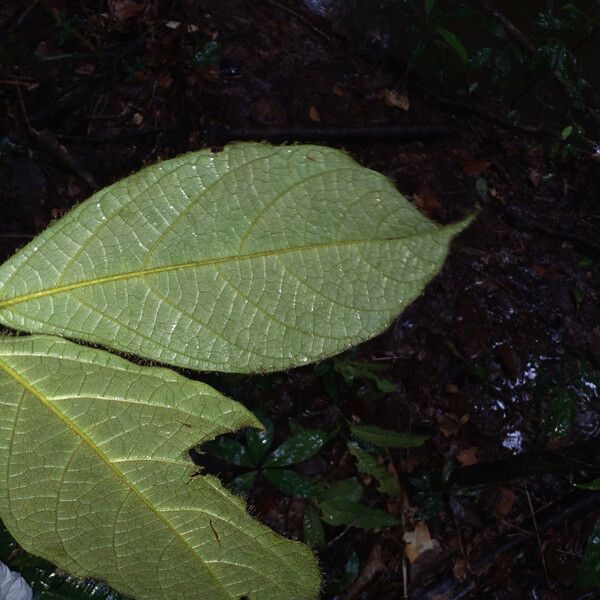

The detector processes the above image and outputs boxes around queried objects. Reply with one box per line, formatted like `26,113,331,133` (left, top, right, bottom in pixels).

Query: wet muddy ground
1,1,600,598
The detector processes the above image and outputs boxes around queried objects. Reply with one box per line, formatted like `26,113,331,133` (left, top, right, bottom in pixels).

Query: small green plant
302,423,425,549
410,463,454,519
207,403,425,549
378,0,470,75
309,476,399,531
207,419,329,498
0,143,470,599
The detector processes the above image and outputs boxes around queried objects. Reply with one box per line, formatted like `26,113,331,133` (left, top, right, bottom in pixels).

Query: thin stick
59,125,453,144
210,125,453,143
0,79,38,90
265,0,333,43
16,82,33,137
525,483,552,593
412,491,600,598
472,0,536,54
0,0,40,40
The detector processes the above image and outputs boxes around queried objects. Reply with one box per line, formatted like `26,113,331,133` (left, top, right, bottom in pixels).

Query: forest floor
1,1,600,599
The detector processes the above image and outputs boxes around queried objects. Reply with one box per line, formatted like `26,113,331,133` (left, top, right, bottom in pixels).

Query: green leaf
350,424,428,448
333,359,396,392
578,516,600,588
578,478,600,491
0,335,319,600
246,417,274,465
204,436,254,467
263,469,314,498
561,125,574,139
264,428,328,467
437,27,468,64
314,477,398,529
0,143,472,374
546,390,576,438
316,478,363,505
229,471,258,495
374,377,397,393
302,506,325,550
424,0,436,18
316,498,398,529
347,442,402,496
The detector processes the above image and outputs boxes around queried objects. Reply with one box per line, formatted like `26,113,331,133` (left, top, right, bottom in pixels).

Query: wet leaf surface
349,424,428,448
264,429,329,467
347,442,402,496
263,469,314,499
1,0,600,596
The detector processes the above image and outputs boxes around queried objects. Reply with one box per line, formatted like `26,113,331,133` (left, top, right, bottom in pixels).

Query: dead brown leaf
380,89,410,111
496,487,516,515
333,83,346,97
453,557,468,581
251,98,287,125
436,411,461,437
413,190,442,217
109,0,144,20
308,106,321,122
403,522,435,563
157,72,174,89
74,64,95,77
445,383,460,395
459,156,490,176
529,169,541,187
457,446,479,466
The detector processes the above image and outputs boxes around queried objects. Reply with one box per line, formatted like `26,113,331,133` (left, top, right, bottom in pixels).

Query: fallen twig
0,78,39,91
36,129,97,191
57,125,453,145
495,200,600,259
425,90,557,138
348,543,386,599
450,438,600,488
15,82,33,137
265,0,333,43
471,0,536,54
411,491,600,598
525,483,552,593
0,0,40,41
204,125,453,143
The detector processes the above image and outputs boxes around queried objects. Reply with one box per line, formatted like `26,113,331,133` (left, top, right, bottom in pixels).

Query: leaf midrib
0,356,233,599
0,232,435,310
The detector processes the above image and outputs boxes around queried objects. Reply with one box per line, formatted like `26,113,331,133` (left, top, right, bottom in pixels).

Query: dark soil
1,1,600,599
